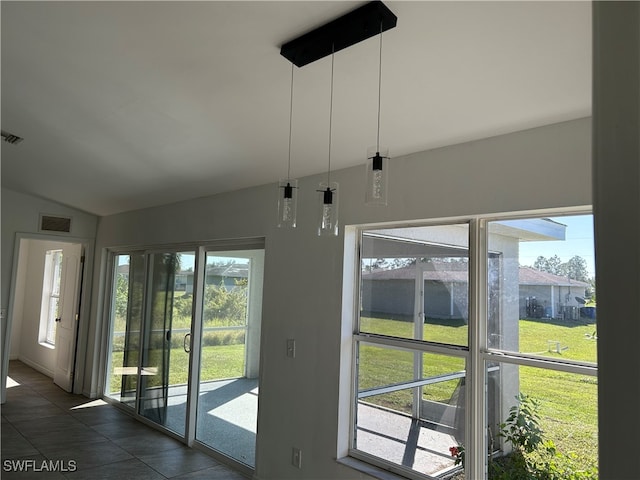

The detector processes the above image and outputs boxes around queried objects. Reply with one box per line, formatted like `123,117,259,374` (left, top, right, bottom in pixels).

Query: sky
518,214,595,278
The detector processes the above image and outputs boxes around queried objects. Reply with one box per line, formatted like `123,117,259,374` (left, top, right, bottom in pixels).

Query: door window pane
139,252,195,435
196,252,262,468
106,253,145,409
106,251,195,437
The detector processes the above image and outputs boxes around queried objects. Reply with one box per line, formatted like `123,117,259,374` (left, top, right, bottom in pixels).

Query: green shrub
490,394,598,480
451,393,599,479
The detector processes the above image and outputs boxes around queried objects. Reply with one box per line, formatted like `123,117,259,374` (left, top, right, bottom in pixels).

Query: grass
108,343,245,393
359,316,598,469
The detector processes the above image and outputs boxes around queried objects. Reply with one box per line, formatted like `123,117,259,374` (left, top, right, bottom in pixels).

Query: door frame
100,239,263,474
2,232,94,401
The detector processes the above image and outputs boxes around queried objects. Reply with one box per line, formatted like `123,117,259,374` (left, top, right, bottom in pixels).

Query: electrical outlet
292,447,302,468
286,338,296,358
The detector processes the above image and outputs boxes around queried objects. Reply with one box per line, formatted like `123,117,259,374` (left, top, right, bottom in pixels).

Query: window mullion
468,218,488,479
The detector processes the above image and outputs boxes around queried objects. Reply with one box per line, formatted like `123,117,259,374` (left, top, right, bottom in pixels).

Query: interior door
53,243,83,392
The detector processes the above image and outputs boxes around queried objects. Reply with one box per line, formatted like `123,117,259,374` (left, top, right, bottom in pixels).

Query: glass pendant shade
277,179,298,228
365,146,389,205
317,181,339,236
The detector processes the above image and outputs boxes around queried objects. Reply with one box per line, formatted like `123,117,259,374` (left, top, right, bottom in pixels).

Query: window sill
39,342,55,350
337,456,409,480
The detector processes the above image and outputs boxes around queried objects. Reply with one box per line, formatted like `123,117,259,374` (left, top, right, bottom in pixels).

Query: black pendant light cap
282,182,294,199
323,187,334,205
372,153,384,171
280,1,397,68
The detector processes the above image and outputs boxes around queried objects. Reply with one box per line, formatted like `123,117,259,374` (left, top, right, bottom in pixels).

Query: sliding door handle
184,333,191,353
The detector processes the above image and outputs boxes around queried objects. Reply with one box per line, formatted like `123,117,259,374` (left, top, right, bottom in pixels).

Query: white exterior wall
87,118,591,480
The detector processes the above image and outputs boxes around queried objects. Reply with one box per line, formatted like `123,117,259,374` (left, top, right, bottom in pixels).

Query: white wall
1,188,98,308
8,241,29,360
1,187,98,402
88,118,591,480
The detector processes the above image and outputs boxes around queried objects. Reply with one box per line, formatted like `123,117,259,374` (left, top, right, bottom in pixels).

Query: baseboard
17,356,54,378
82,389,99,399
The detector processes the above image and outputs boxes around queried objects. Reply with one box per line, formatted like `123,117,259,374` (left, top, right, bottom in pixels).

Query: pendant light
279,1,397,231
277,63,298,228
318,48,339,237
365,21,390,206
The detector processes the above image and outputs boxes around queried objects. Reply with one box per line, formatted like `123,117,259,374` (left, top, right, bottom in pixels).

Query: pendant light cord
327,46,335,186
376,20,383,152
287,63,294,181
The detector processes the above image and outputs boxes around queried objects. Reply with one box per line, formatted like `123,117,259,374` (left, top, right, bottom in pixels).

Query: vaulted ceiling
1,1,591,216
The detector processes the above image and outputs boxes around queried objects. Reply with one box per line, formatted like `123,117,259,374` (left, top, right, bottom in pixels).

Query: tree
114,273,129,329
559,255,589,282
203,279,247,326
363,257,415,272
532,254,589,282
533,255,562,275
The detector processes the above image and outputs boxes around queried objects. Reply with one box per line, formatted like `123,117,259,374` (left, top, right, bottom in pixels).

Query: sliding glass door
106,250,195,437
108,253,145,410
105,244,263,468
195,251,263,467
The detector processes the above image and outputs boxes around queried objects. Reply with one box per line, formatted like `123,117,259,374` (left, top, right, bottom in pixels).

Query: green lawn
359,316,598,468
109,343,245,393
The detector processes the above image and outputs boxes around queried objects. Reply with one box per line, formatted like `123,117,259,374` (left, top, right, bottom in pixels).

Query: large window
348,213,597,480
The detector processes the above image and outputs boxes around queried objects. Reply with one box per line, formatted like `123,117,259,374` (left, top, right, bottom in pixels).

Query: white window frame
340,208,597,480
39,248,63,346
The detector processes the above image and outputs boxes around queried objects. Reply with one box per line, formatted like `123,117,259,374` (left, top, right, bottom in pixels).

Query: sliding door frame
101,238,264,473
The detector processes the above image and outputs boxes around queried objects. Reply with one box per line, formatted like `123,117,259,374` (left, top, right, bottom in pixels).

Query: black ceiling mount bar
280,1,397,68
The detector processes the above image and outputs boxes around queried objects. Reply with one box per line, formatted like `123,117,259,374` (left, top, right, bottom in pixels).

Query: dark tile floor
1,361,248,479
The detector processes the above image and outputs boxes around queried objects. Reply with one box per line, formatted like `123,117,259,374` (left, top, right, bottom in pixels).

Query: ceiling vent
1,130,24,145
40,215,72,233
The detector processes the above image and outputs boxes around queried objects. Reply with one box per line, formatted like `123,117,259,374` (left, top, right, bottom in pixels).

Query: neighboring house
362,264,591,321
362,262,469,320
519,266,590,319
118,262,248,295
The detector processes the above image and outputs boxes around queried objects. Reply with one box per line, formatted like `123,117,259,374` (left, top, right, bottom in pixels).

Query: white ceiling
1,1,591,216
